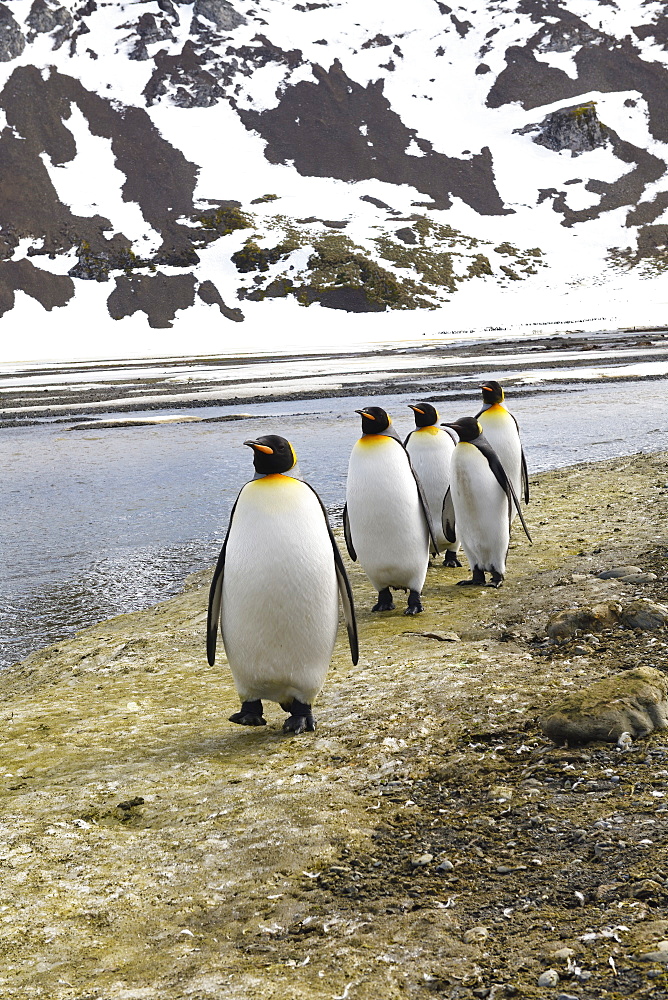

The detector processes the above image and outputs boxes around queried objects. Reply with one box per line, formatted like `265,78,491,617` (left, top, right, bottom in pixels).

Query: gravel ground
1,451,667,999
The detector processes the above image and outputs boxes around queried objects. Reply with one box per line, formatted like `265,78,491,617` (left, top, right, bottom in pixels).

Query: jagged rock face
193,0,246,31
1,0,668,330
0,3,25,61
519,102,610,156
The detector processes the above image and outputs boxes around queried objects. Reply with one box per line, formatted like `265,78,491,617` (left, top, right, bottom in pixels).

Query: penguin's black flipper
442,486,457,545
206,492,242,666
520,446,530,504
474,439,532,543
309,487,359,665
405,451,440,555
343,502,357,561
403,429,415,448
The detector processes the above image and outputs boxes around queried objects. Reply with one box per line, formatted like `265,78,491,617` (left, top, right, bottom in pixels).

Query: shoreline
3,451,668,998
2,328,668,428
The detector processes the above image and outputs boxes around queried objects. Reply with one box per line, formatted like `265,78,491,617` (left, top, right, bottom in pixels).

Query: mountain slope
0,0,667,357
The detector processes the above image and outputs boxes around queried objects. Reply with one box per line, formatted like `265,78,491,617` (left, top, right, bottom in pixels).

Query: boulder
546,602,621,641
597,565,643,579
620,598,668,630
540,666,668,746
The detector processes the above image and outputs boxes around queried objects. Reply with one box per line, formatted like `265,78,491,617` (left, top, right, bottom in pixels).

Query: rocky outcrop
193,0,246,31
0,3,25,61
516,102,609,156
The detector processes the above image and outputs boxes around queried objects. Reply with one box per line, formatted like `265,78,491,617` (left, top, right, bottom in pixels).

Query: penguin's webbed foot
457,567,487,587
282,699,316,735
443,550,462,568
403,590,423,615
488,571,504,589
229,699,266,726
372,587,395,612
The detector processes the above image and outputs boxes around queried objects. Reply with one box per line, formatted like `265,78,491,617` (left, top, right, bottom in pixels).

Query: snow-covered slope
1,0,668,359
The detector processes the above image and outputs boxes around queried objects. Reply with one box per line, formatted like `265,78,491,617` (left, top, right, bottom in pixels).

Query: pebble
637,948,668,963
537,969,560,987
463,925,489,944
556,994,580,1000
552,947,575,961
410,853,433,867
489,785,513,801
436,859,454,872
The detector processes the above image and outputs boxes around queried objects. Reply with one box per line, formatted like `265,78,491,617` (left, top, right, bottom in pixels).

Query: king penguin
344,406,438,614
404,401,461,567
476,381,529,516
207,435,358,734
442,417,532,587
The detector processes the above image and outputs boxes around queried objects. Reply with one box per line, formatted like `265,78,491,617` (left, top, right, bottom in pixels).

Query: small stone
552,947,575,960
620,573,657,583
463,925,489,944
637,950,668,963
489,785,513,801
436,859,454,872
572,644,592,656
496,865,513,874
556,994,580,1000
410,853,433,867
537,968,560,987
598,566,643,579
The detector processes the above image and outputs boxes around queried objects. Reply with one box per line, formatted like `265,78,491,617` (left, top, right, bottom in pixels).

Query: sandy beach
2,450,668,999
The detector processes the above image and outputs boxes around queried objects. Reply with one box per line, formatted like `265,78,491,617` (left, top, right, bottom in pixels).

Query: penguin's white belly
479,409,522,511
406,428,455,551
451,444,509,574
221,477,339,705
346,436,429,592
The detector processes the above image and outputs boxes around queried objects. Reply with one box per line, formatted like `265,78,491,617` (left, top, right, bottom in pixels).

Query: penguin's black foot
229,700,266,726
282,699,316,735
457,567,487,587
403,590,423,616
488,571,504,589
443,550,462,568
372,587,395,612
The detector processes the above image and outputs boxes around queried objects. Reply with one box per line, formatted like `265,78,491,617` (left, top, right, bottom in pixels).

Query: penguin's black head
443,416,482,443
355,406,391,435
481,380,504,405
243,435,297,475
408,402,438,428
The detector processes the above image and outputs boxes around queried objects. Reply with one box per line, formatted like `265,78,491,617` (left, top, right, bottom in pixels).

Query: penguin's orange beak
409,405,424,414
243,440,274,454
481,385,492,392
355,409,375,420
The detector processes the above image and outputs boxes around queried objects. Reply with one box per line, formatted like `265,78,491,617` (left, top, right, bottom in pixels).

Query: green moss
195,205,253,236
232,238,295,273
467,254,493,278
250,193,279,205
494,242,519,256
302,234,421,309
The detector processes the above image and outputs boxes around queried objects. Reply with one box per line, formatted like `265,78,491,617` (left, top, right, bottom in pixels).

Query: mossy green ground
2,453,668,998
